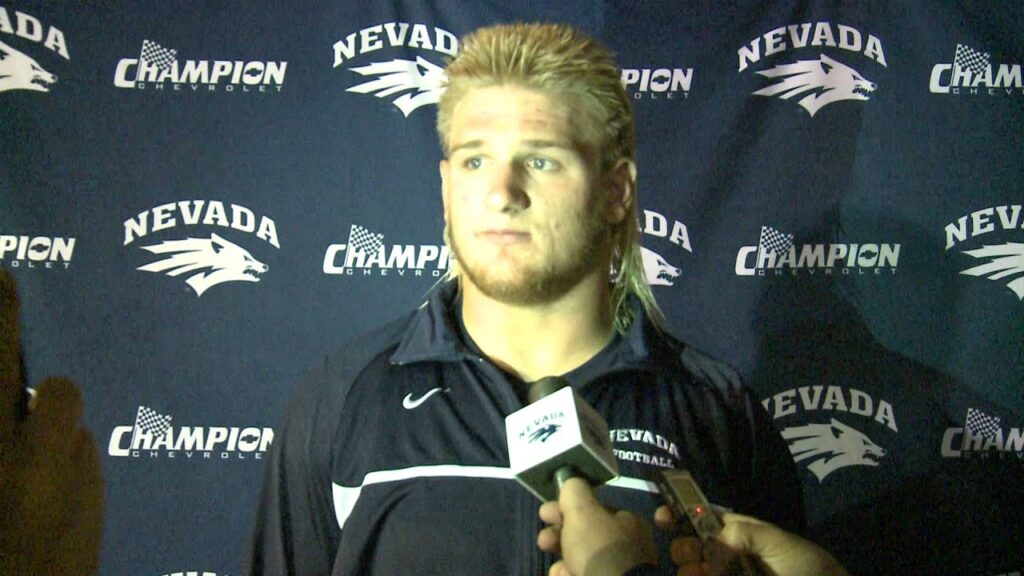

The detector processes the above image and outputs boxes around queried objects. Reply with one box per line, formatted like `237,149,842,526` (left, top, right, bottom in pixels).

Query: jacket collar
390,280,659,372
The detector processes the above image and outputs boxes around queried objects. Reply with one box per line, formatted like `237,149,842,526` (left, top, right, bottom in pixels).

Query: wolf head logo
641,247,681,286
0,40,57,93
346,56,446,116
528,424,561,444
753,54,876,116
781,418,886,482
137,233,268,297
960,242,1024,300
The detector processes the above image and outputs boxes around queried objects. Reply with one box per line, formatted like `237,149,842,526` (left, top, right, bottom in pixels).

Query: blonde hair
437,22,664,332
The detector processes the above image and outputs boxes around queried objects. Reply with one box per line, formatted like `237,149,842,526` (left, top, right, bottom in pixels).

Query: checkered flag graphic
953,44,990,75
965,408,1001,439
140,40,178,71
347,224,384,255
758,226,794,255
134,405,173,437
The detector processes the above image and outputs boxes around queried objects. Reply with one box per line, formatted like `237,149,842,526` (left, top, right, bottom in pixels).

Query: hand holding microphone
512,377,849,576
539,477,657,576
538,494,851,576
507,377,654,575
666,511,850,576
505,376,618,501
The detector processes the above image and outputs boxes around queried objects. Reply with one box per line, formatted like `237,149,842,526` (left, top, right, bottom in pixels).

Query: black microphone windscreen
528,376,568,403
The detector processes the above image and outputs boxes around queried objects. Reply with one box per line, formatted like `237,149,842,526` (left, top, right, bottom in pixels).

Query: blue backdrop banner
3,2,1022,575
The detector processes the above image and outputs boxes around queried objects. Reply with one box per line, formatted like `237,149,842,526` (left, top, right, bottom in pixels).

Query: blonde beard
447,218,610,306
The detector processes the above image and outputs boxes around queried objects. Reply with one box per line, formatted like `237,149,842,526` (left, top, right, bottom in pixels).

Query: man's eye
464,157,483,169
528,157,557,171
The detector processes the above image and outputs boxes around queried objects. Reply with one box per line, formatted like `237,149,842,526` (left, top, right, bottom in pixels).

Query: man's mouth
477,230,531,245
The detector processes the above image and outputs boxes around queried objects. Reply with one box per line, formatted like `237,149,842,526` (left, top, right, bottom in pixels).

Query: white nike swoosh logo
403,387,448,410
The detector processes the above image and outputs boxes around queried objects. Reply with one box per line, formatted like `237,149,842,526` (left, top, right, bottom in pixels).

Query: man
244,23,803,576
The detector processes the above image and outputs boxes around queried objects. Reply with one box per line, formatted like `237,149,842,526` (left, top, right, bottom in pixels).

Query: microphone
505,376,618,501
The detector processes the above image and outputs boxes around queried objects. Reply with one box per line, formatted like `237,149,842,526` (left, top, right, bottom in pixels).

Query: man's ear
605,159,636,225
439,159,451,223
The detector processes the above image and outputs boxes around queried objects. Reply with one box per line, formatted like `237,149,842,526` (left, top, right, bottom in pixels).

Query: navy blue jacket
244,282,804,575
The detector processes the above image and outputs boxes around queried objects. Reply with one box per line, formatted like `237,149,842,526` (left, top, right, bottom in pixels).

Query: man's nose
485,162,530,212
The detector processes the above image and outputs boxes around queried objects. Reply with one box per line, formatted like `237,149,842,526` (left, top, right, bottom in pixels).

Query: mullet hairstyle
436,22,664,332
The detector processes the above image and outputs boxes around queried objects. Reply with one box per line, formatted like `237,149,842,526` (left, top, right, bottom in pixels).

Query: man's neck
460,275,615,382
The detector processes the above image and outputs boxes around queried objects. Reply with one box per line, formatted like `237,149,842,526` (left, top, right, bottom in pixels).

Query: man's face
440,85,623,305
